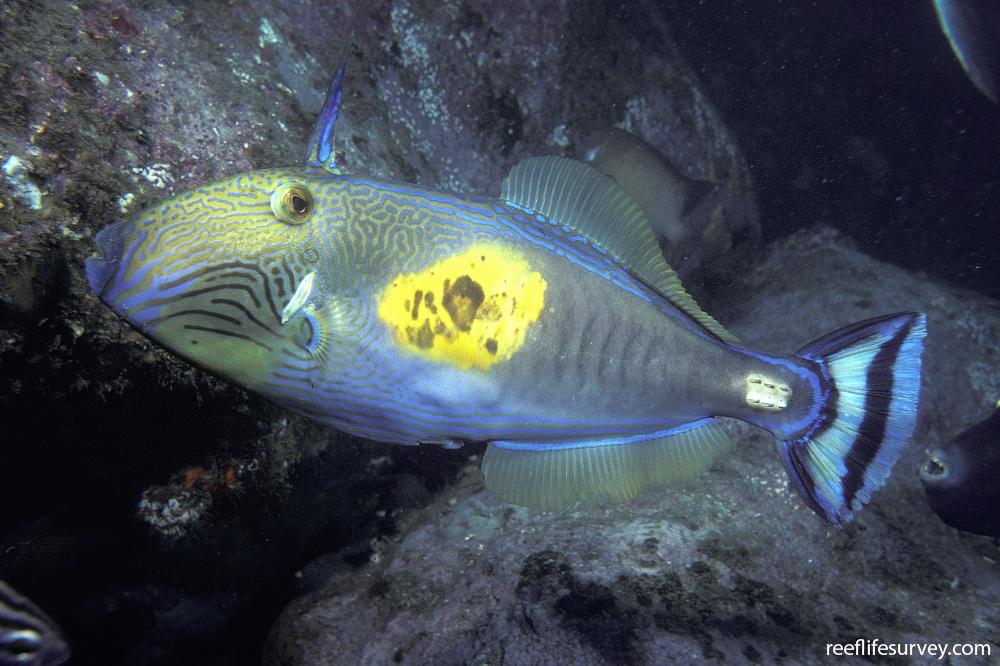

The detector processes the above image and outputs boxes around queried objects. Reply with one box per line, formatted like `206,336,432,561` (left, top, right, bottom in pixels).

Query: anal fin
481,419,733,511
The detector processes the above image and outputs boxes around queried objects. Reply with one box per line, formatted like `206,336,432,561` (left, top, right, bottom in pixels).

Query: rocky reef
0,1,758,663
0,0,756,517
1,1,996,664
267,227,1000,665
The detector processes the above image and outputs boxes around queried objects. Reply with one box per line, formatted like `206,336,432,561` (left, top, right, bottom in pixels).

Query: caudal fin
781,312,927,525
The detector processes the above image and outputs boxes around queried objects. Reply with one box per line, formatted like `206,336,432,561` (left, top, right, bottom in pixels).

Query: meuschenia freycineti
86,60,926,526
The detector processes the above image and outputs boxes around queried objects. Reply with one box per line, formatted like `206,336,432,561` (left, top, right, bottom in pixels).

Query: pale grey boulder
266,227,1000,666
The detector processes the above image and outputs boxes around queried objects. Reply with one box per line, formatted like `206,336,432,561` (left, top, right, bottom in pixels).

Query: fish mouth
919,450,948,482
919,447,960,488
85,220,128,298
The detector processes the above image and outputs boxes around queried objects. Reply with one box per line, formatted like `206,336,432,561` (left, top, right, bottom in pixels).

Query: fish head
919,446,965,491
920,408,1000,536
87,167,335,390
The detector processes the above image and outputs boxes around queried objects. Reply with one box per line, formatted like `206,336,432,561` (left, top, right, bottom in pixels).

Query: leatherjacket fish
86,61,926,525
921,403,1000,536
0,579,70,666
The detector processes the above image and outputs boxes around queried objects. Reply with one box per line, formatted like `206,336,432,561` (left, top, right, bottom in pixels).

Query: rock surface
266,227,1000,665
0,0,756,515
0,1,758,663
1,1,997,664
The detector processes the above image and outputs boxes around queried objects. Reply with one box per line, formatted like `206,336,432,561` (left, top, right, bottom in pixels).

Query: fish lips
919,447,964,489
85,220,129,300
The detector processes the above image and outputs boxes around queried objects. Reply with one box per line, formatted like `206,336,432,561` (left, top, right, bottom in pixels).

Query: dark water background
663,0,1000,298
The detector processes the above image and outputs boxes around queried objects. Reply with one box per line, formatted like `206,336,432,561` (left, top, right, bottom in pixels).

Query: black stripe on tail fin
780,312,927,525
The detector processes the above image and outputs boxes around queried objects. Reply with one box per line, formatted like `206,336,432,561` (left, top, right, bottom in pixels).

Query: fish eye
921,450,948,480
271,183,313,224
923,457,945,477
289,193,308,214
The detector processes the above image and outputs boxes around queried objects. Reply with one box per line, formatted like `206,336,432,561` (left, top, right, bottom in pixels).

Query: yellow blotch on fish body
377,245,547,370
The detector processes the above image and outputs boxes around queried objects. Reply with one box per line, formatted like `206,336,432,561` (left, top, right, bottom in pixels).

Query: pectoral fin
288,295,360,368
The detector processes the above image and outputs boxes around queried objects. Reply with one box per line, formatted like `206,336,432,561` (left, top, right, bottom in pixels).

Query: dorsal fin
500,156,737,343
305,49,348,173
